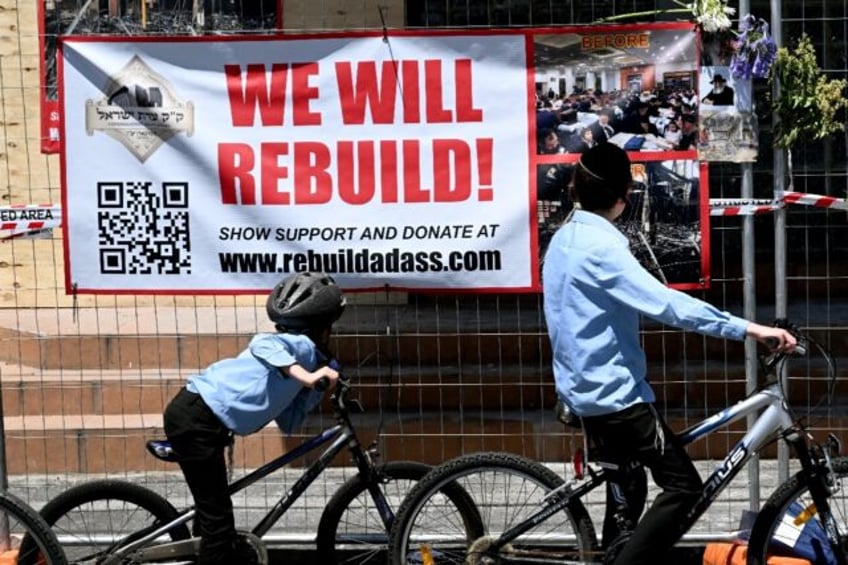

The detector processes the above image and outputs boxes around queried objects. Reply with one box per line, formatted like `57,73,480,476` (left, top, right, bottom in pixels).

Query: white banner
62,34,531,293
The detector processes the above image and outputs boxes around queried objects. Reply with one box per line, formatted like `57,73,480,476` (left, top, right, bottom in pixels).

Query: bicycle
388,319,847,564
0,489,68,564
29,368,478,565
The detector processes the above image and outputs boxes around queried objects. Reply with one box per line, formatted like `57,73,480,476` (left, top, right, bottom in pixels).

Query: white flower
698,12,733,32
690,0,735,32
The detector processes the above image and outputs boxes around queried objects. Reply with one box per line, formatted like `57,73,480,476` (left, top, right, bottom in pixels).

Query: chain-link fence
1,0,846,546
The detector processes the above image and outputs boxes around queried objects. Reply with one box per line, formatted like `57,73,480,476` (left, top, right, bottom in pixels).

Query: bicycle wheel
37,479,192,564
747,456,848,565
316,460,479,565
388,452,598,565
0,490,67,565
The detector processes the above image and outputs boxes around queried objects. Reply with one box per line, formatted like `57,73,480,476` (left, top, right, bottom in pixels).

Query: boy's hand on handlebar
747,323,797,353
282,362,339,391
310,365,340,391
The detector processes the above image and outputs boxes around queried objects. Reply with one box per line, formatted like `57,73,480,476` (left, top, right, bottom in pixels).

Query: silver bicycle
388,319,846,564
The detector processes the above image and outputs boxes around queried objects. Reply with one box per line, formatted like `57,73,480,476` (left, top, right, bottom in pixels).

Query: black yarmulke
579,143,632,197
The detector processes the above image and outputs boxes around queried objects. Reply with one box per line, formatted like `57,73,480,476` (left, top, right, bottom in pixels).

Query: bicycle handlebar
757,319,840,436
314,376,332,392
314,358,349,393
763,337,808,357
320,358,357,417
761,319,811,374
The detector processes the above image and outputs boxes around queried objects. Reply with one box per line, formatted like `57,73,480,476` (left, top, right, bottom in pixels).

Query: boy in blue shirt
542,144,796,564
163,272,346,565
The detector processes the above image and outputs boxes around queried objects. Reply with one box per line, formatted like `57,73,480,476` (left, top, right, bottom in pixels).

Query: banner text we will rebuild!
220,59,496,207
61,34,532,293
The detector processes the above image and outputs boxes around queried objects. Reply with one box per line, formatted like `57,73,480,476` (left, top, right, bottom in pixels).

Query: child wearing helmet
162,272,346,565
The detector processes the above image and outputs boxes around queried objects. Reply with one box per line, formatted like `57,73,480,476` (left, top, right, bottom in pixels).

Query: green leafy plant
768,34,848,149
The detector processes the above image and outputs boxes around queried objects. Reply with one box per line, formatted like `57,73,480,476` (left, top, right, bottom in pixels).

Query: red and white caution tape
710,192,848,216
709,198,783,216
782,191,848,211
0,204,62,239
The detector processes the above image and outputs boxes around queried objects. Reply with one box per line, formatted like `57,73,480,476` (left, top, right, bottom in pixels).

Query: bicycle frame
680,382,793,523
492,378,820,553
105,384,396,563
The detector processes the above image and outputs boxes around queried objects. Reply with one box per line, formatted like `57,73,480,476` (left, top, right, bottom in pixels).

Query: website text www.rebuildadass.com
219,248,503,274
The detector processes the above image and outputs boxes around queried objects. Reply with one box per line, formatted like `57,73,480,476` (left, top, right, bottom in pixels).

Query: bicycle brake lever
826,433,842,458
771,319,809,356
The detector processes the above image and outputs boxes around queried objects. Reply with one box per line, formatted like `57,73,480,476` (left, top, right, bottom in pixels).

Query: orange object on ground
0,550,18,565
419,544,435,565
703,542,812,565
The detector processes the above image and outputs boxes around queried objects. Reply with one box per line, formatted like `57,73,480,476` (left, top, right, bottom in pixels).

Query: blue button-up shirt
187,333,325,435
542,210,748,417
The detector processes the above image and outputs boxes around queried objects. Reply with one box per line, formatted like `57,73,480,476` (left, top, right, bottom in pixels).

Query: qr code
97,181,191,275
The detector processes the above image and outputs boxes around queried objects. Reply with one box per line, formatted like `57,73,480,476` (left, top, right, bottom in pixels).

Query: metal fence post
770,0,791,483
737,0,762,513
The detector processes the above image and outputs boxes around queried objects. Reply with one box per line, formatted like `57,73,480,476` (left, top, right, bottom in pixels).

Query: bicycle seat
146,440,181,463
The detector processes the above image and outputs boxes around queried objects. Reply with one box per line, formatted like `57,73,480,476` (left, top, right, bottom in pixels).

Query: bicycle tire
316,460,480,564
746,456,848,565
388,451,598,565
0,490,68,565
36,479,192,564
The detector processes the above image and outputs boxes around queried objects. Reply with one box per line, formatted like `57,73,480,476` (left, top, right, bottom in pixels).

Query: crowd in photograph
536,86,701,155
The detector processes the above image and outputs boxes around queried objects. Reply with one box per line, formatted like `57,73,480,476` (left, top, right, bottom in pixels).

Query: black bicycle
29,369,477,564
0,489,67,564
388,320,847,564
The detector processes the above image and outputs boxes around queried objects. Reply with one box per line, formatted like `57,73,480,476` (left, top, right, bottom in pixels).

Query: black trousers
582,403,704,565
163,388,235,565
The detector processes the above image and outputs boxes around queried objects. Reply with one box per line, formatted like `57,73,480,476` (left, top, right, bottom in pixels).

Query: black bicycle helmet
266,272,346,330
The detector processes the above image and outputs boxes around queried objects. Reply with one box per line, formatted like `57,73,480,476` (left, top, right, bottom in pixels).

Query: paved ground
266,546,709,564
9,458,799,564
12,460,790,538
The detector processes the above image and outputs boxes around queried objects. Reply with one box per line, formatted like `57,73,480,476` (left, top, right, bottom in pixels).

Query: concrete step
2,306,811,372
0,331,553,370
1,309,843,475
2,303,845,372
4,324,844,376
0,360,839,418
0,365,559,417
4,401,848,475
0,409,558,475
0,368,185,417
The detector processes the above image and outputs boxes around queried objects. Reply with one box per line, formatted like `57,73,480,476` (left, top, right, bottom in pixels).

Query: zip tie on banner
709,198,783,216
0,204,62,239
782,191,848,211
